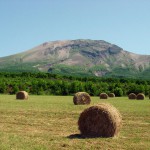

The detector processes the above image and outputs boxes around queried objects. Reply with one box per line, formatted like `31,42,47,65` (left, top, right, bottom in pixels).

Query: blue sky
0,0,150,57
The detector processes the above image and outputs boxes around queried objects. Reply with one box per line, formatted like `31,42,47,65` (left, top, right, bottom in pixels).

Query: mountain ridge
0,39,150,78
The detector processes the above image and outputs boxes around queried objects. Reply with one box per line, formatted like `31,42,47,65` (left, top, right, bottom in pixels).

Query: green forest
0,72,149,96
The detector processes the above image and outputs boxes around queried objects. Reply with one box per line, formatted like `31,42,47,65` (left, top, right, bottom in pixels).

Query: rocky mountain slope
0,39,150,78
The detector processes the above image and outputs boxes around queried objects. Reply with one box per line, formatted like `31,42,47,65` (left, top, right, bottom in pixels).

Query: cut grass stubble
0,95,150,150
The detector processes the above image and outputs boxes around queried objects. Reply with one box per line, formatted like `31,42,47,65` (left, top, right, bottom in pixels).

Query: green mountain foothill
0,39,150,79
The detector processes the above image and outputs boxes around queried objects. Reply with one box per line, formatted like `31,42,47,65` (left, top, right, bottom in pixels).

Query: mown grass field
0,95,150,150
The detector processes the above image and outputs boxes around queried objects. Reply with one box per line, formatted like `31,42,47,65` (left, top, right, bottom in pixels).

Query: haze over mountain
0,39,150,78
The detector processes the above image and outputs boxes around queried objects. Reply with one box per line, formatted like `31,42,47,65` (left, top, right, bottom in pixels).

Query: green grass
0,95,150,150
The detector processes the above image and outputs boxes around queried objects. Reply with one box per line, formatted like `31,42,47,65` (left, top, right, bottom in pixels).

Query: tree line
0,72,149,96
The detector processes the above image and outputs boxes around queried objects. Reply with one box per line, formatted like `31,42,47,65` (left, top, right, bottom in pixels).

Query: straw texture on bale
73,92,91,105
128,93,137,100
16,91,28,100
100,93,108,99
108,93,115,98
136,93,145,100
78,103,122,137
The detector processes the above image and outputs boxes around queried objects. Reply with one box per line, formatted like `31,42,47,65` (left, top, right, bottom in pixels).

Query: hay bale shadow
67,134,110,139
67,134,85,139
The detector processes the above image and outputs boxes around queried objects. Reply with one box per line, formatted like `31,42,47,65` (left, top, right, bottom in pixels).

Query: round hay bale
136,93,145,100
108,93,115,98
16,91,28,100
73,92,91,105
128,93,136,100
100,93,108,99
78,103,122,137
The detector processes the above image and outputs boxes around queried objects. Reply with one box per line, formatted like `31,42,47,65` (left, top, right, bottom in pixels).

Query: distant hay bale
128,93,137,100
136,93,145,100
108,93,115,98
100,93,108,99
16,91,28,100
78,103,122,137
73,92,91,105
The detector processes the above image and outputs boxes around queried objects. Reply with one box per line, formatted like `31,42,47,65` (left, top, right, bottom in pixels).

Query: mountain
0,39,150,78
